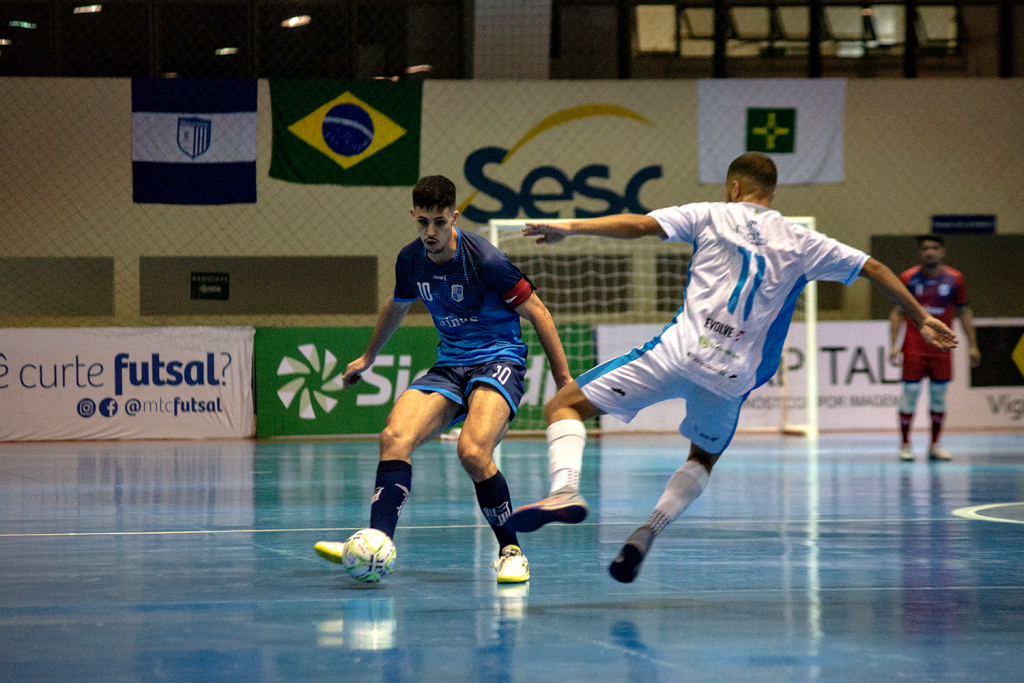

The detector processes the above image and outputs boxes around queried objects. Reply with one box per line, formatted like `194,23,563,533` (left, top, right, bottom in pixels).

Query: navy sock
369,460,412,539
474,471,519,550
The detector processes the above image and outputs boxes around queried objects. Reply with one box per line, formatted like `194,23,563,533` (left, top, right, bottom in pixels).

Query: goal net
484,217,818,438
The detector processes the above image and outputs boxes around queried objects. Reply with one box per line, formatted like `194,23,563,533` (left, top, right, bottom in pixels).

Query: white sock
648,460,710,533
547,419,586,493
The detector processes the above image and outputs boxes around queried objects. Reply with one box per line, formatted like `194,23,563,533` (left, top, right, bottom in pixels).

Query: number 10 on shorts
491,365,512,385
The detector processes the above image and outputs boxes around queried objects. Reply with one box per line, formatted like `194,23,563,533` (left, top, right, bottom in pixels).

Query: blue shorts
408,360,527,427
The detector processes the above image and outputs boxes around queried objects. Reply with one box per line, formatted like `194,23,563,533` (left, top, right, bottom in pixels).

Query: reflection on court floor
0,432,1022,683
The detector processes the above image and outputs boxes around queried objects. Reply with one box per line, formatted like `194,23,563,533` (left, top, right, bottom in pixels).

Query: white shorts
577,339,744,452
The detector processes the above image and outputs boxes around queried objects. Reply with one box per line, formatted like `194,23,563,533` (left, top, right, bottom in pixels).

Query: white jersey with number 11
648,202,868,399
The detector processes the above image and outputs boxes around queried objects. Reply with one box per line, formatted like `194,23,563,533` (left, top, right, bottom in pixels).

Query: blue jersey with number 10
393,228,529,366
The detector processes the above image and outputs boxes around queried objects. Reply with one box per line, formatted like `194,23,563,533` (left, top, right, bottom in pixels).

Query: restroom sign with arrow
191,272,230,300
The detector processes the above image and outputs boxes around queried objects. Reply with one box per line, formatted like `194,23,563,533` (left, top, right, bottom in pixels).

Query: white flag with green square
698,79,846,185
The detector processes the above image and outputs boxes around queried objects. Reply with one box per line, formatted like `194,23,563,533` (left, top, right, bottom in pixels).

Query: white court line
0,517,981,538
952,502,1024,525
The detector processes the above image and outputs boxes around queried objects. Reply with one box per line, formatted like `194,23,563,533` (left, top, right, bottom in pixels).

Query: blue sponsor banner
931,214,996,234
132,78,257,205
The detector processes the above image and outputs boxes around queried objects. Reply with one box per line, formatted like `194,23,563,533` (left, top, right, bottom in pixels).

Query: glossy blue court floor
1,432,1023,683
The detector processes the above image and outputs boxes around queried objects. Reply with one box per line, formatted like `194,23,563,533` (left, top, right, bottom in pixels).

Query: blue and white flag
698,79,846,185
132,79,257,204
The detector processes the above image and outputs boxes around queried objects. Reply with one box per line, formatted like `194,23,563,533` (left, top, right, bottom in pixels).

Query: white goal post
780,217,818,439
484,217,818,439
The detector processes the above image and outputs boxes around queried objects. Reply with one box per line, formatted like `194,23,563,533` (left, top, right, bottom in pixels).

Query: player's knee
456,441,493,477
543,387,571,420
900,381,921,414
380,423,415,457
543,382,592,423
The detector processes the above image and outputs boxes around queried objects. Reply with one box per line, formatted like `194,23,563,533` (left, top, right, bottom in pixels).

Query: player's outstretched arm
343,296,412,388
860,258,957,351
515,293,573,390
524,214,665,244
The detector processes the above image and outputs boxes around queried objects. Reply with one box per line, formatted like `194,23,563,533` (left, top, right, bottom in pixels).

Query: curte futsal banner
0,327,254,441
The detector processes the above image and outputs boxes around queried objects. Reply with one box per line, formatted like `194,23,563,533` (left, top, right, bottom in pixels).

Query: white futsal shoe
506,486,589,533
899,444,914,462
928,444,952,461
493,545,530,584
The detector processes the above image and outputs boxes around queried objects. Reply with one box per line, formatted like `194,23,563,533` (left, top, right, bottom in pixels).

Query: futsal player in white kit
505,152,958,583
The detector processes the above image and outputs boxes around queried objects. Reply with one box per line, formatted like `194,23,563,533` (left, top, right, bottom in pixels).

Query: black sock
474,470,519,550
369,460,412,539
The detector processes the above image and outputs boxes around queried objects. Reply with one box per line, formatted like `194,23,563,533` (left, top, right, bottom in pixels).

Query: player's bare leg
381,388,462,464
371,390,462,538
610,444,721,583
460,385,529,583
457,385,511,482
506,381,603,533
315,390,458,565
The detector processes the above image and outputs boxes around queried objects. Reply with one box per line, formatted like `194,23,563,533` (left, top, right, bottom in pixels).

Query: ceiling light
215,47,238,56
9,21,37,29
406,64,432,74
0,39,10,46
282,15,311,28
73,5,102,13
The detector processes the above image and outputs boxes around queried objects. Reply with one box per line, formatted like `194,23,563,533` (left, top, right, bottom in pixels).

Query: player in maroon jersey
889,235,981,462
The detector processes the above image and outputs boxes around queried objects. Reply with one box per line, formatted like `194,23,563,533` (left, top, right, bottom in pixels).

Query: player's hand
343,356,373,390
523,222,570,245
969,346,981,368
919,316,958,351
889,349,902,367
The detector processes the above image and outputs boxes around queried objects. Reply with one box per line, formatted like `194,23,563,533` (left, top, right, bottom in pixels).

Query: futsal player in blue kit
315,175,572,583
505,153,959,583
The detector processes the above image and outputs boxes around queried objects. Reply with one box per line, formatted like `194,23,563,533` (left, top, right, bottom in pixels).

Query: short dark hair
916,234,945,247
412,175,457,212
727,152,777,195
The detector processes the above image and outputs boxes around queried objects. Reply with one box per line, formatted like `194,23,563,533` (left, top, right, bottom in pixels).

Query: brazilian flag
269,80,421,186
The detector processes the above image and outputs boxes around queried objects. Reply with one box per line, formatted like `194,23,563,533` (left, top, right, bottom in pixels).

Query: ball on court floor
342,528,396,583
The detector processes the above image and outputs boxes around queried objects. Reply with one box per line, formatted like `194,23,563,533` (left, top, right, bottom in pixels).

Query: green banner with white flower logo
254,327,439,438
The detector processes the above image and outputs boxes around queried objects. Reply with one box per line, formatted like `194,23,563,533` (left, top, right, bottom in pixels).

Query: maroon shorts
901,352,952,382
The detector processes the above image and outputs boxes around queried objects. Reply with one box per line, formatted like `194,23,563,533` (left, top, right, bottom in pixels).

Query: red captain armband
501,277,534,309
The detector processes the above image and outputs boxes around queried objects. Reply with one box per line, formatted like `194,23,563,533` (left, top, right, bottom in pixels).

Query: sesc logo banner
458,104,663,222
254,327,439,438
269,80,422,186
0,327,254,441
